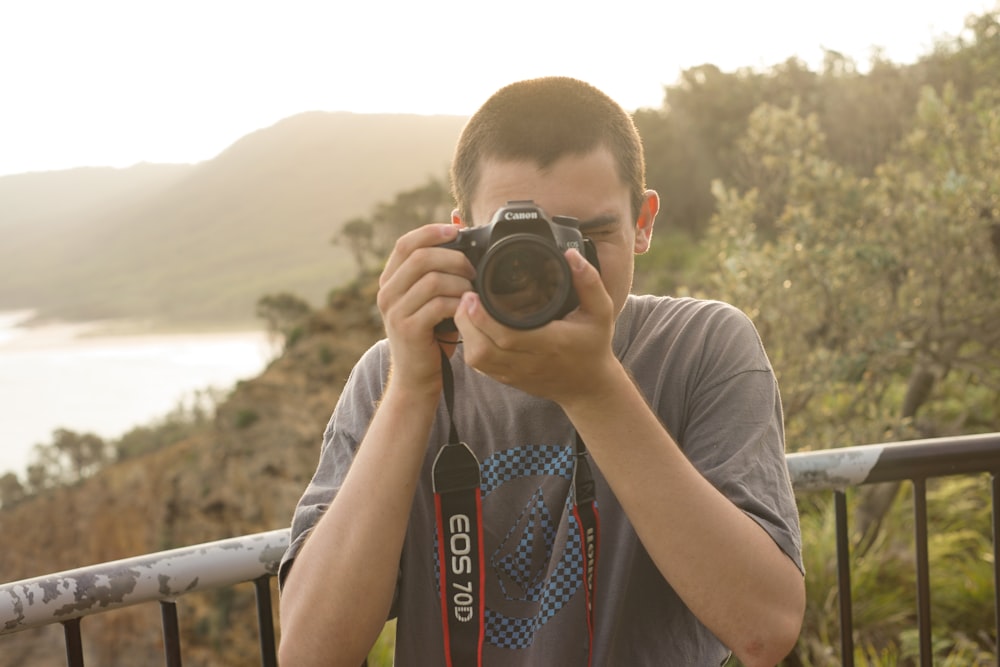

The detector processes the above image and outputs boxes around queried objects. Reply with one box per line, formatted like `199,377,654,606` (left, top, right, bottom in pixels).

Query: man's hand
377,223,475,392
454,248,618,404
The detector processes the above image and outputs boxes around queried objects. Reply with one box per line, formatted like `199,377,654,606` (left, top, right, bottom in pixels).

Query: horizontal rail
0,528,289,636
785,432,1000,491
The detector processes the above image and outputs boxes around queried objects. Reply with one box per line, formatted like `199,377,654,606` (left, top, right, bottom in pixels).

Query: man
278,77,805,666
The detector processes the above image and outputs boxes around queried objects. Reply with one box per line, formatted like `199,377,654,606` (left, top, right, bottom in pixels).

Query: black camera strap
433,348,601,666
571,432,601,665
433,347,486,667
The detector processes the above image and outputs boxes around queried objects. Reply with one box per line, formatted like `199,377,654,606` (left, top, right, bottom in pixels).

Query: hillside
0,278,384,666
0,112,467,327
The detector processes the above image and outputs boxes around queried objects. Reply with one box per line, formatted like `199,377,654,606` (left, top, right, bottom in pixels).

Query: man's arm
561,365,805,667
278,224,474,666
454,249,805,667
278,379,438,667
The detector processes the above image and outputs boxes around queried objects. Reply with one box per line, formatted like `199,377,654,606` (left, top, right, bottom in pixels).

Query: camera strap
433,347,486,667
572,432,601,666
433,347,601,666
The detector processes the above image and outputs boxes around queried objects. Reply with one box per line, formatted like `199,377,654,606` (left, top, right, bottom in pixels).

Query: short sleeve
278,341,390,588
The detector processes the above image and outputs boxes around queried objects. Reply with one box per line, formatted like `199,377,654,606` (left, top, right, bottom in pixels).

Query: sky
1,0,996,177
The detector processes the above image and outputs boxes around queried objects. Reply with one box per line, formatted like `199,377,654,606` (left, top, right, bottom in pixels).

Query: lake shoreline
0,309,270,351
0,312,274,478
3,308,265,337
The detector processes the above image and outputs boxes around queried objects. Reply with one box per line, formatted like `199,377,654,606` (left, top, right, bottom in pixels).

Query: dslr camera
436,200,600,331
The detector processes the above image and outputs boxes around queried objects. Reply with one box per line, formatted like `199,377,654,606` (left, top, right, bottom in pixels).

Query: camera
436,200,600,331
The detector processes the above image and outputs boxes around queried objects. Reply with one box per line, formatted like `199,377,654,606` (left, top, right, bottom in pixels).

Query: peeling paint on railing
785,444,885,491
786,432,1000,492
0,528,288,635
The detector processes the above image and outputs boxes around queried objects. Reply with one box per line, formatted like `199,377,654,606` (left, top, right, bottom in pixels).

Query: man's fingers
380,224,461,287
566,249,611,319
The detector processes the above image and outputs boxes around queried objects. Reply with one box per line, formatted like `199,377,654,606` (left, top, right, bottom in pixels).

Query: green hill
0,112,467,327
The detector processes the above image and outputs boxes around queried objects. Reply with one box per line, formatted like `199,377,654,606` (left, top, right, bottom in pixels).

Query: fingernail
462,292,477,314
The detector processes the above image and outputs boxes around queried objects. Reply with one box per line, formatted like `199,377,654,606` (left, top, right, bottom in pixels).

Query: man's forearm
562,363,805,667
278,381,440,667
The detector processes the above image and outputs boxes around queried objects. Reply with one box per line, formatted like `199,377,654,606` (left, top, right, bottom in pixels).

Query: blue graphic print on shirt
481,444,585,650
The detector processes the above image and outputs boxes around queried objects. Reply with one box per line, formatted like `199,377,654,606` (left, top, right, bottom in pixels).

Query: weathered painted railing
787,432,1000,667
0,528,288,666
2,432,999,666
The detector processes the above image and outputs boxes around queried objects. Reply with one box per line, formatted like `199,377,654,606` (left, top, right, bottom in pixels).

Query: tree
256,292,313,350
0,472,25,508
703,85,1000,450
50,429,110,483
336,216,376,275
332,176,453,278
19,429,111,491
25,462,49,495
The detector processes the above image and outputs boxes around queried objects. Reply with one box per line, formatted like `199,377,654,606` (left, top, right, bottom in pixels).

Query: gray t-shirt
280,294,803,665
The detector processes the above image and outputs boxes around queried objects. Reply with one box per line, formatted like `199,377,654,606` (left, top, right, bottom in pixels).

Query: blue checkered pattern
492,488,556,601
432,444,589,651
484,444,584,650
487,509,583,649
480,444,573,497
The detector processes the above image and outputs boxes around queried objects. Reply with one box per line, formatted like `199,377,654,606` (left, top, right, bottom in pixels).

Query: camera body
436,200,600,331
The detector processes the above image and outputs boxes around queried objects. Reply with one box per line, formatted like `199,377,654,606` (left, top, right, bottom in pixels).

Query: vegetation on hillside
0,391,221,508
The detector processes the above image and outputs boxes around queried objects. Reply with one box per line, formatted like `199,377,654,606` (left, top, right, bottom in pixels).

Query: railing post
63,617,85,667
835,490,854,667
913,478,932,667
992,473,1000,667
254,576,278,667
160,600,183,667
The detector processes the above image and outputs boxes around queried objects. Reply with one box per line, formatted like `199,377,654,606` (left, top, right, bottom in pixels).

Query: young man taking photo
278,76,805,666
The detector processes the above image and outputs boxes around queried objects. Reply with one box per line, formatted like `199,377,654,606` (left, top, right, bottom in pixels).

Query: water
0,311,274,477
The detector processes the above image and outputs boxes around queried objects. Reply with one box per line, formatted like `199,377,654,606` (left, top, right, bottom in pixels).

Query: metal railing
0,528,288,666
787,432,1000,666
2,432,999,666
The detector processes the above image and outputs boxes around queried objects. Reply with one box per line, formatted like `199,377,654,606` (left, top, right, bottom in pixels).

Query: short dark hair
450,77,646,223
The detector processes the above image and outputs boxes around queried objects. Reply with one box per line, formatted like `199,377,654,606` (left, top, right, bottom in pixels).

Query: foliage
257,291,312,350
0,388,223,507
368,621,396,666
636,8,1000,242
332,176,453,280
789,476,995,666
691,57,1000,667
699,84,1000,452
22,428,112,492
115,388,223,461
633,227,710,297
233,408,260,429
0,472,26,508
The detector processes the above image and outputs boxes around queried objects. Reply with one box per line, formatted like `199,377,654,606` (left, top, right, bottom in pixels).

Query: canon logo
504,211,538,221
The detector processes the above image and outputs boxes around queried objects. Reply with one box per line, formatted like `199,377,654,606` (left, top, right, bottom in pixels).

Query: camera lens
477,235,572,329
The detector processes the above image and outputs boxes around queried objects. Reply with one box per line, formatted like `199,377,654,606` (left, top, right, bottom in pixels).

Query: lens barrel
476,234,573,329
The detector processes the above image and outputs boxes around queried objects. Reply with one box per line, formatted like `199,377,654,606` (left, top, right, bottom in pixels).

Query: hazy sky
1,0,995,176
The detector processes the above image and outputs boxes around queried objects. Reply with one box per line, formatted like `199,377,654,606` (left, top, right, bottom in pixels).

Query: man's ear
634,190,659,254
